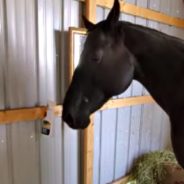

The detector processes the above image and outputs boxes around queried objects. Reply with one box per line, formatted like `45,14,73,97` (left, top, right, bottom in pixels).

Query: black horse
63,0,184,168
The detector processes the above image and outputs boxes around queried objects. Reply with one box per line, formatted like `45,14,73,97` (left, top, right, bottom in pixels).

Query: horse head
62,0,136,129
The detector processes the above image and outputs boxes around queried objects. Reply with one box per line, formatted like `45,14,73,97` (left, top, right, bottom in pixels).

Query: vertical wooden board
126,0,136,5
169,0,180,18
135,0,147,43
127,105,142,172
167,0,184,41
160,0,170,15
63,125,80,184
136,0,147,8
93,112,102,184
96,6,104,22
135,16,146,27
149,0,160,11
0,126,11,184
100,109,117,184
121,13,135,23
173,28,184,40
40,118,62,184
178,0,184,19
172,0,183,19
10,122,40,184
148,0,160,36
127,106,142,171
166,0,181,41
114,107,131,178
86,0,96,22
104,7,110,19
148,20,159,33
136,0,158,157
159,0,170,36
159,23,170,36
149,104,163,151
135,0,147,100
139,104,153,155
159,112,171,150
127,81,143,171
131,81,143,96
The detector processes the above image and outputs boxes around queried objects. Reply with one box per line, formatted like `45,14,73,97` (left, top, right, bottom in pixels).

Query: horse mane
118,21,184,55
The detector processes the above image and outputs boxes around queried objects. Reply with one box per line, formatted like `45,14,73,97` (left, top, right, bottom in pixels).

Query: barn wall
93,1,184,184
0,0,82,184
0,1,184,184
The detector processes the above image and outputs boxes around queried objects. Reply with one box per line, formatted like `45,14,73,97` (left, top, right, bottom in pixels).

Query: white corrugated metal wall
0,0,184,184
0,0,83,184
93,1,184,184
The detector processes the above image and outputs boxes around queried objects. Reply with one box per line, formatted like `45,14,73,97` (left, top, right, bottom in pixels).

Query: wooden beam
101,96,154,110
84,1,96,184
0,106,62,124
86,0,96,23
95,0,184,29
0,107,47,124
0,96,154,124
83,116,94,184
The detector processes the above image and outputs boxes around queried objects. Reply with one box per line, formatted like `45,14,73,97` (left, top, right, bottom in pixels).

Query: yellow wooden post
86,0,96,23
83,1,96,184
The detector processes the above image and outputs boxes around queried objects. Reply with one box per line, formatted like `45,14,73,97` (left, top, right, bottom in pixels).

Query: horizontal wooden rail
101,95,154,111
0,107,47,124
0,96,154,124
92,0,184,29
0,106,61,124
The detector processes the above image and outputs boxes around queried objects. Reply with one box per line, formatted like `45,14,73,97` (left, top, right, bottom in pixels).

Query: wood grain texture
84,1,96,183
101,96,154,111
83,116,94,184
0,96,154,124
86,0,96,22
95,0,184,28
0,107,47,124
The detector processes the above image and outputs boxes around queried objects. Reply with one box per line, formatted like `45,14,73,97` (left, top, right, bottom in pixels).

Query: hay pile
127,151,177,184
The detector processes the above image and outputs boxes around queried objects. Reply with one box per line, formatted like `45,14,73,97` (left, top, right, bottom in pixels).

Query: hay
128,151,177,184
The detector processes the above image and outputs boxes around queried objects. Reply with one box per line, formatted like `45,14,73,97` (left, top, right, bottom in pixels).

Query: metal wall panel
0,0,40,184
0,0,82,184
38,0,82,184
93,0,184,183
1,1,184,184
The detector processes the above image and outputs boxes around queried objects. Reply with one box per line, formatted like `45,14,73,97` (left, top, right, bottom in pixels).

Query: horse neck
123,23,163,85
122,22,184,113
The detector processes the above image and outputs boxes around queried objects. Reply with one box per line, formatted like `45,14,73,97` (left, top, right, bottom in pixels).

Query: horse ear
106,0,120,24
82,15,95,31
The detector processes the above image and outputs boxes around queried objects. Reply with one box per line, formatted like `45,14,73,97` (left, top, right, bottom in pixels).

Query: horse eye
83,97,89,103
92,57,101,63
